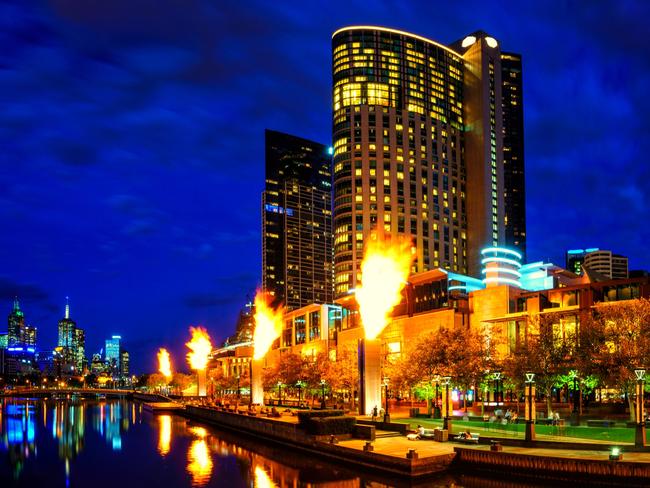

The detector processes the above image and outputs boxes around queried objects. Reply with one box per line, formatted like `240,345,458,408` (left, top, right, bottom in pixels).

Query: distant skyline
1,1,649,372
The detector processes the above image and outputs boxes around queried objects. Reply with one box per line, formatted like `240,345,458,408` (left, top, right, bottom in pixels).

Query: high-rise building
57,297,84,374
262,129,334,310
584,250,629,280
8,297,25,347
0,333,7,349
105,335,121,374
566,248,628,280
119,350,129,376
501,52,526,259
331,27,525,294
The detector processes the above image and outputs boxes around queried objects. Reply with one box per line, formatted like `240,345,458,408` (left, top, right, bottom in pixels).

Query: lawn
392,417,642,444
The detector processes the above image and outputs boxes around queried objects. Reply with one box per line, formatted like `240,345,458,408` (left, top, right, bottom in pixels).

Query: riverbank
172,404,650,485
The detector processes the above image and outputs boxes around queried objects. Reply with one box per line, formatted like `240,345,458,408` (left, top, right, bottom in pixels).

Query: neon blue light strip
483,277,521,287
481,267,522,277
480,247,522,260
481,257,522,268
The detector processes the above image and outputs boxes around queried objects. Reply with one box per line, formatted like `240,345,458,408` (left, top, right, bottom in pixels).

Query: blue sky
1,0,648,372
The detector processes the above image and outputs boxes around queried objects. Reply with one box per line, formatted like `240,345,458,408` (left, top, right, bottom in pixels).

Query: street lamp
525,372,536,442
493,371,502,406
383,377,390,423
277,381,282,406
236,374,241,399
634,368,646,447
320,379,327,409
442,376,452,431
570,370,578,414
296,380,304,406
433,374,441,419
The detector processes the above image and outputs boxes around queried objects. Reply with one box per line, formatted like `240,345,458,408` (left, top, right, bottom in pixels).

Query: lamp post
634,368,646,447
493,371,502,407
296,380,304,406
383,377,390,423
570,370,578,414
320,379,326,409
525,372,536,443
277,381,282,406
236,374,241,399
433,374,441,419
442,376,452,431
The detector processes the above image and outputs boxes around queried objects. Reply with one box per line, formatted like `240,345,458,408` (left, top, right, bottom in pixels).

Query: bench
453,433,480,444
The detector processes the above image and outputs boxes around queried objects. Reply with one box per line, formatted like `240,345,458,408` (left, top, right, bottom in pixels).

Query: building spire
65,296,70,319
13,296,20,312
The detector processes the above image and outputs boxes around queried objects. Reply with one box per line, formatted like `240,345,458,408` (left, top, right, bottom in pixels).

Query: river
0,397,557,487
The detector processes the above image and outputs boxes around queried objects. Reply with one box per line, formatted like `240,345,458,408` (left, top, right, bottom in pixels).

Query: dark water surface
0,397,558,487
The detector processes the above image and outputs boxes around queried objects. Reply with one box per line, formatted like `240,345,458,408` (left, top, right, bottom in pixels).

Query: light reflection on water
1,397,554,488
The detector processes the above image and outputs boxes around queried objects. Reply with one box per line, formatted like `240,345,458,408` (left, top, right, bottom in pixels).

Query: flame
355,233,414,340
157,414,171,456
186,327,212,371
158,348,173,379
253,291,284,360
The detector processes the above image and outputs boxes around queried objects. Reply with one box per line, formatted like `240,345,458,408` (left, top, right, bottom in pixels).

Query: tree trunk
545,386,553,419
427,397,433,417
464,389,468,412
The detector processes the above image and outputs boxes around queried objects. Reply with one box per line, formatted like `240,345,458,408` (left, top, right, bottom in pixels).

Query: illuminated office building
566,248,628,280
105,335,121,374
8,297,27,347
331,27,525,294
57,298,85,373
262,129,334,310
500,52,526,258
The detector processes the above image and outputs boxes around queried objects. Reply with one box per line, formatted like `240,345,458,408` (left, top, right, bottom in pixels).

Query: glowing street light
634,367,646,447
442,376,452,431
525,372,536,442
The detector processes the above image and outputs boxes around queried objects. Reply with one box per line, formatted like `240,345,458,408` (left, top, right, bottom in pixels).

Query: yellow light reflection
187,439,213,486
188,426,207,438
157,415,171,456
254,465,277,488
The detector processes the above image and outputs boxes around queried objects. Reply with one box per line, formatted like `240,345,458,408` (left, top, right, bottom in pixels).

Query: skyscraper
8,297,25,347
501,52,526,259
262,129,334,310
105,335,121,375
57,297,84,373
331,27,525,294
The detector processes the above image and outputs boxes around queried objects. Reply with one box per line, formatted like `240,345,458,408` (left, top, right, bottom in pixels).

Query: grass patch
394,417,640,444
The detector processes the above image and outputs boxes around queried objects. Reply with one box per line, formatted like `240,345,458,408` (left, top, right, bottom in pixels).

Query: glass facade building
331,27,525,295
262,129,333,310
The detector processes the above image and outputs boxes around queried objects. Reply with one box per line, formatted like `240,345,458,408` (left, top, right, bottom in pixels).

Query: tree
590,298,650,421
322,346,358,409
502,313,574,417
147,373,168,389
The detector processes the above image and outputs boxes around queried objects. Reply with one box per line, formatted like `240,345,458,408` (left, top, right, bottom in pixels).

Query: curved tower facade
332,27,523,296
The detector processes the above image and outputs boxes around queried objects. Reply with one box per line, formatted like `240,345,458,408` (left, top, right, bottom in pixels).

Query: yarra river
1,397,559,487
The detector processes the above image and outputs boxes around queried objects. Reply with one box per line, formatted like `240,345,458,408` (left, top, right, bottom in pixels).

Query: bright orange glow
187,439,213,486
186,327,212,371
189,426,207,438
254,465,277,488
157,414,171,456
253,291,284,360
158,348,173,379
355,233,414,340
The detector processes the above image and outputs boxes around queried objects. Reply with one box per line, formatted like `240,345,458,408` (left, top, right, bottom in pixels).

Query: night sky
1,1,649,373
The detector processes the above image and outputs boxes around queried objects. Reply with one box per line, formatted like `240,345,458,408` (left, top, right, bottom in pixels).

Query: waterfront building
331,27,526,295
36,349,62,376
262,129,334,310
7,297,33,347
90,353,106,375
223,299,255,346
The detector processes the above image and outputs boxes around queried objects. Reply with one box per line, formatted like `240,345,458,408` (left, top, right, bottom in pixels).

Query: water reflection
254,465,277,488
157,414,171,456
1,402,36,479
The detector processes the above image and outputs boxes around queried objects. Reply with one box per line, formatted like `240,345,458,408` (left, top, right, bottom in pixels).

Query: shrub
297,410,344,426
304,416,356,435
